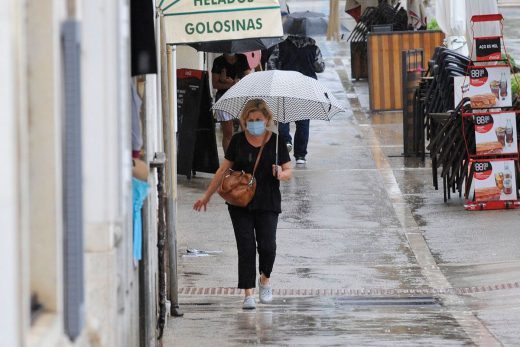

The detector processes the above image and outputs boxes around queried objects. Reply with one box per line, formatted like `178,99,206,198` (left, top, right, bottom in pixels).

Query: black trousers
228,206,278,289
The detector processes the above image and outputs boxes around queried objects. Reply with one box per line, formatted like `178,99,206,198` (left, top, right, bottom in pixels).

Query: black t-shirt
211,54,250,100
225,132,291,213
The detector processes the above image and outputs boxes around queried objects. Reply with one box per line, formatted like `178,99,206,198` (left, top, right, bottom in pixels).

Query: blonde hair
239,99,273,129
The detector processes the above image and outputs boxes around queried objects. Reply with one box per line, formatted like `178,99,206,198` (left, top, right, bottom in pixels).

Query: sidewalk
163,6,520,346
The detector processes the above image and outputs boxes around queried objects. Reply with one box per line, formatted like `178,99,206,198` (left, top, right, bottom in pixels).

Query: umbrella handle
275,122,279,173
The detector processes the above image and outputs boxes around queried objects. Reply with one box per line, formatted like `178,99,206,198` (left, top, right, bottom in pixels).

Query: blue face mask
247,121,266,136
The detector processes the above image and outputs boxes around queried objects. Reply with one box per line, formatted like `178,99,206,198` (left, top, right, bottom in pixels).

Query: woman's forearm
204,169,224,198
204,160,233,198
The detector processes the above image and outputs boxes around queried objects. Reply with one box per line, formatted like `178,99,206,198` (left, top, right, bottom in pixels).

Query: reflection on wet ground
170,296,471,347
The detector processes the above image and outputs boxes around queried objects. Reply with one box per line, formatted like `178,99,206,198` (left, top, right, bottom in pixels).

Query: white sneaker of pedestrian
295,157,307,165
258,278,273,304
286,142,293,153
242,296,256,310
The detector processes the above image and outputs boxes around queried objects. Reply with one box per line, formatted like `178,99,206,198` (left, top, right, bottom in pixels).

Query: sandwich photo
476,141,503,155
470,93,497,108
475,186,502,201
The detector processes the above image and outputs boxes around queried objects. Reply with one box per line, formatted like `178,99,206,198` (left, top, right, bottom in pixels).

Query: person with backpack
266,35,325,165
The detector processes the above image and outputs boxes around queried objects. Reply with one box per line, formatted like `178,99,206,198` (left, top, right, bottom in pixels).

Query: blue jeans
279,120,310,159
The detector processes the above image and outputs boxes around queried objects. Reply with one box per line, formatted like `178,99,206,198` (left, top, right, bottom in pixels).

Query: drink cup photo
495,172,504,190
495,126,506,147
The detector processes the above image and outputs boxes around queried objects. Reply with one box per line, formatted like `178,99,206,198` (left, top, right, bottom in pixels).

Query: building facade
0,0,206,346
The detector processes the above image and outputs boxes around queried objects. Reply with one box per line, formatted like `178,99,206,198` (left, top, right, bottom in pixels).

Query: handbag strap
252,132,269,176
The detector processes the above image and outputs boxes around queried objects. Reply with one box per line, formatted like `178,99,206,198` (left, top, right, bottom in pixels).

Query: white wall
26,0,66,315
81,0,135,345
0,1,24,346
176,45,205,70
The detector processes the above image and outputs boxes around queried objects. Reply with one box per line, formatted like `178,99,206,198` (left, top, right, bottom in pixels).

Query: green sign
159,0,283,44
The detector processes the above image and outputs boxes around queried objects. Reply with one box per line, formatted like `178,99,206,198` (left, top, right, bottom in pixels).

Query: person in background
260,0,290,70
211,53,251,152
267,35,325,165
193,99,292,310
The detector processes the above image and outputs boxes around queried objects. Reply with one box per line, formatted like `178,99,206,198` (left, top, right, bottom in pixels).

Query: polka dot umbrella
213,70,345,122
213,70,346,163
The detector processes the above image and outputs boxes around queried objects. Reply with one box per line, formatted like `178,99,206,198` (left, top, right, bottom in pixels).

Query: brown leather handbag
217,134,268,207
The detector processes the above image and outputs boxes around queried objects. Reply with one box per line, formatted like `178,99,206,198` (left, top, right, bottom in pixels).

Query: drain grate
179,282,520,297
335,296,439,306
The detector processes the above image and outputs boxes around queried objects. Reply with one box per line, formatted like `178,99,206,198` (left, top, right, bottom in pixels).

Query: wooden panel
368,30,444,111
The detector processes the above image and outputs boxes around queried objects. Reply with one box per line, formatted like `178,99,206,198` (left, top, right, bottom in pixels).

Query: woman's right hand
193,194,210,212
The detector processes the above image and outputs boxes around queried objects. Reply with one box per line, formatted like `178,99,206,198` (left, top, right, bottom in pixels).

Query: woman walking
193,99,292,309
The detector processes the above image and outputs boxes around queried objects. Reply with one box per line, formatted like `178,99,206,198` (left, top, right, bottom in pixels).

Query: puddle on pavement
295,267,312,278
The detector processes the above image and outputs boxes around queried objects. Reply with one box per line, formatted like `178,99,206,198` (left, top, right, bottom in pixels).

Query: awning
158,0,284,44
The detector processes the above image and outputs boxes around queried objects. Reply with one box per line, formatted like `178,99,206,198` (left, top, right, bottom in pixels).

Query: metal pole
166,45,183,317
160,16,183,317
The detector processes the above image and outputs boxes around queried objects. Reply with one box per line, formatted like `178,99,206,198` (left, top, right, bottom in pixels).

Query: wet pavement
164,2,520,346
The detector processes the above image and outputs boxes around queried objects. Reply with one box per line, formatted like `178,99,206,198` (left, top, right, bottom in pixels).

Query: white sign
474,112,518,155
454,65,512,109
160,0,284,44
473,160,517,202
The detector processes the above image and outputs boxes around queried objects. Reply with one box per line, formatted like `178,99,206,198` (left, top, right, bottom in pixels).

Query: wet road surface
169,296,472,346
164,2,520,346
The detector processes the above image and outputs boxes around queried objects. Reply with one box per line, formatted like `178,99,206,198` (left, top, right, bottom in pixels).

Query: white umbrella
212,70,345,122
212,70,346,164
436,0,500,58
436,0,468,56
465,0,500,60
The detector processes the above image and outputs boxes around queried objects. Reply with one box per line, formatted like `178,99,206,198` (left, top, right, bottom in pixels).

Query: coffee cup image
495,126,506,147
489,80,500,98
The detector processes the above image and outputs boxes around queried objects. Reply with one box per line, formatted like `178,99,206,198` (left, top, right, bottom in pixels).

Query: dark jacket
266,35,325,79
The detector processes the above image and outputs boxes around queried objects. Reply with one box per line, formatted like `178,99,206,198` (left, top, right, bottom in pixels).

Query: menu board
474,112,518,155
473,160,517,201
176,69,219,178
454,65,512,108
475,37,502,62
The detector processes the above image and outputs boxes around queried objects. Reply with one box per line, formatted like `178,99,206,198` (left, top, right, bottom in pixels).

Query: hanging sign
473,160,517,202
474,112,518,155
475,37,502,61
160,0,284,44
454,65,512,109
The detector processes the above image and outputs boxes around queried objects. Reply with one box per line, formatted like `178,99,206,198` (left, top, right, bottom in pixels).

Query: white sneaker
242,296,256,309
258,278,273,303
286,143,293,153
295,157,306,165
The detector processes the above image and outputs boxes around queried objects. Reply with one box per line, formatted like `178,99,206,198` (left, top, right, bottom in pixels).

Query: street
164,2,520,346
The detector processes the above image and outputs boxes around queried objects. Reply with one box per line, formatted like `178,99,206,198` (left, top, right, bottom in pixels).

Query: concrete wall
0,0,154,346
26,0,66,317
81,0,138,345
0,1,27,346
